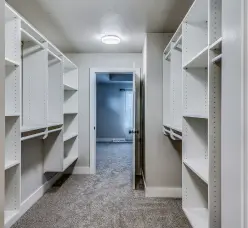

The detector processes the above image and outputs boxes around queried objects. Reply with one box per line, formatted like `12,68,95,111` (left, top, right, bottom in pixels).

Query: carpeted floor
12,143,191,228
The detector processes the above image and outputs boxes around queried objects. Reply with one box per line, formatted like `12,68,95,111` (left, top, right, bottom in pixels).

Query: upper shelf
21,28,46,49
5,58,20,67
64,56,77,73
183,46,208,69
64,84,78,91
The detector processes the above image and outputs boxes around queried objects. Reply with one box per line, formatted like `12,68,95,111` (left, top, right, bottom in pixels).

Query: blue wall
96,82,133,140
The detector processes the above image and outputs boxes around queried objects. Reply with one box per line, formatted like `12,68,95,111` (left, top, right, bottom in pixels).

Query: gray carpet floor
12,143,191,228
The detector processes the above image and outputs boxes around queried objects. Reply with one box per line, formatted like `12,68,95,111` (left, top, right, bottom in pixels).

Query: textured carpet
12,143,191,228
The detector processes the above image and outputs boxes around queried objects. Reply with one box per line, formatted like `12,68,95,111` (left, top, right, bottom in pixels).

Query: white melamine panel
43,131,63,172
5,65,20,116
209,0,222,45
64,114,78,137
64,137,78,160
48,61,63,125
183,68,208,118
5,18,21,64
22,46,48,128
183,117,208,164
5,165,20,225
64,91,78,114
163,57,171,126
183,165,208,228
64,69,78,90
5,117,21,170
170,48,183,131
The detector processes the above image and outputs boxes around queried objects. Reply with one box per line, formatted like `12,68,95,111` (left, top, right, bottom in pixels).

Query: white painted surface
222,0,244,227
143,33,182,192
7,0,193,53
0,1,4,224
67,53,142,168
145,187,182,198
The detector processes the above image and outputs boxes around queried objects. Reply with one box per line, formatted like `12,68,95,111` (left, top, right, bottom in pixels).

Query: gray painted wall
143,33,182,190
67,53,142,167
96,82,133,139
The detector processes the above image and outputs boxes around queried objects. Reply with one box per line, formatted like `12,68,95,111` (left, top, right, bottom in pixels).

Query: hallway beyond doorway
12,143,190,228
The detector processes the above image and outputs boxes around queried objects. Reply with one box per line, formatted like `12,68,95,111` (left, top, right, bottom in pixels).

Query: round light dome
101,35,121,44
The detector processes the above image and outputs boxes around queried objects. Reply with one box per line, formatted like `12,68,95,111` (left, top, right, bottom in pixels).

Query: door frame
89,68,141,174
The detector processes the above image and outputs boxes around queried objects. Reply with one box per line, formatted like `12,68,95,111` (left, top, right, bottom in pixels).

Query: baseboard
66,166,90,174
145,186,182,198
6,173,63,228
96,138,132,143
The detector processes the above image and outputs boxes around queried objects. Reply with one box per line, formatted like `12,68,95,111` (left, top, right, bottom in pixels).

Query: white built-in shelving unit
4,3,78,227
163,0,222,227
163,24,183,140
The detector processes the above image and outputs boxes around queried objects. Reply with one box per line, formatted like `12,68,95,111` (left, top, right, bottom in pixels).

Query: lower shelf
183,208,208,228
5,210,18,225
63,156,78,171
5,160,19,170
183,159,208,184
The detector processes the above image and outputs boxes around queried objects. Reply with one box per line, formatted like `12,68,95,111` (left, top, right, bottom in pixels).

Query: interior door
132,70,141,189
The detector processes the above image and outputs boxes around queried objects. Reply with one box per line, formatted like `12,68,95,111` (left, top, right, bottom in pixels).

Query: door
131,70,141,189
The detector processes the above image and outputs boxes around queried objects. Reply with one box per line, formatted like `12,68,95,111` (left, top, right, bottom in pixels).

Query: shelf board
183,46,208,69
210,37,222,50
21,125,47,133
184,159,208,184
183,208,208,228
64,112,78,115
5,160,20,170
5,210,18,225
64,84,77,91
212,54,222,64
63,133,78,142
21,28,45,49
5,113,20,117
48,122,63,127
63,156,78,171
164,51,171,61
173,34,182,50
5,58,20,67
184,114,208,119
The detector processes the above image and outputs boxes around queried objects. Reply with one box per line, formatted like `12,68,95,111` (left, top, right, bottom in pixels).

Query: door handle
129,130,139,134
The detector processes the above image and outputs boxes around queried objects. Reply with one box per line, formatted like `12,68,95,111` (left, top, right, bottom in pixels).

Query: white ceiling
7,0,193,53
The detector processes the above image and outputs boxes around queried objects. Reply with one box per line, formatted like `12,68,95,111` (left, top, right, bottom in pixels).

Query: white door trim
89,68,141,174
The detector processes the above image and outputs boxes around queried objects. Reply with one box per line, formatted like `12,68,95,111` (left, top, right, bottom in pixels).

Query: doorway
90,68,141,189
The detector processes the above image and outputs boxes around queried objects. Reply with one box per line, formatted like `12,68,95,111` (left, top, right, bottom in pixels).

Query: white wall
0,0,5,226
143,33,182,196
67,53,142,168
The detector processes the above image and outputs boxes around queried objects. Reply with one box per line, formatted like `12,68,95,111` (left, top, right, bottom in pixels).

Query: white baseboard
66,166,90,174
6,173,63,228
145,186,182,198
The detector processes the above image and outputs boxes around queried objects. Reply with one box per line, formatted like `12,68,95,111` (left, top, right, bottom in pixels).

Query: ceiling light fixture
101,35,121,44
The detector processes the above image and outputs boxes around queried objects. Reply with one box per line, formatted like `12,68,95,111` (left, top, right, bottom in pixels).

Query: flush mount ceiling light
101,35,121,44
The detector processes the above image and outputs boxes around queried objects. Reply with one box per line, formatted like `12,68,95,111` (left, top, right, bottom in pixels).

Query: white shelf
21,125,47,133
5,58,20,66
212,54,222,64
183,47,208,69
5,160,19,170
184,159,208,184
64,112,78,115
63,156,78,171
173,34,182,49
21,28,45,49
164,51,171,61
183,208,208,228
5,210,18,225
5,113,20,117
64,84,77,91
210,37,222,50
48,122,63,127
48,128,62,134
63,133,78,142
184,114,208,119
